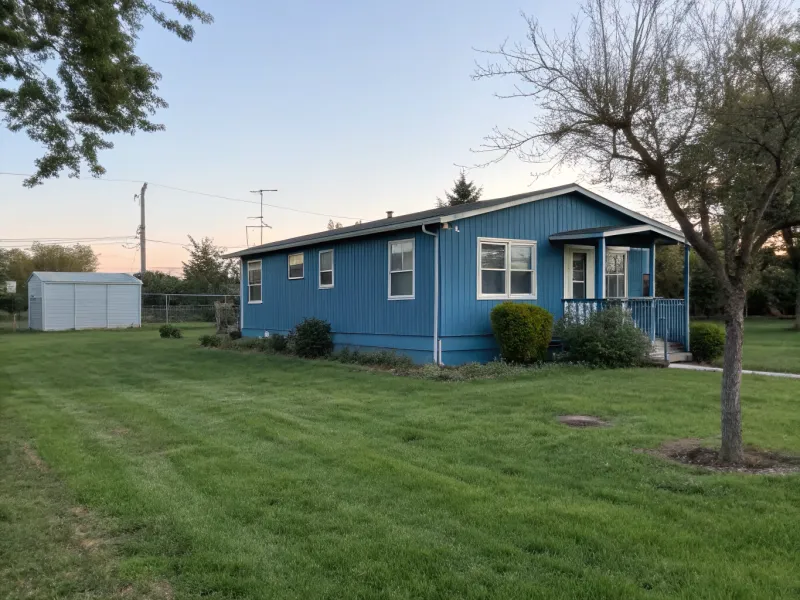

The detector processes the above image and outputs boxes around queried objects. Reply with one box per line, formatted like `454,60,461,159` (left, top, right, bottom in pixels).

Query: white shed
27,272,142,331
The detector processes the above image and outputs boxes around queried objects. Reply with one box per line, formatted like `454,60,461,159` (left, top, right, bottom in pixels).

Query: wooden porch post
597,237,606,299
684,243,691,351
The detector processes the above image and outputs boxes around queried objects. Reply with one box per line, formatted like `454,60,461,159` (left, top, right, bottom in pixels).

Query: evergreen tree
181,236,236,293
437,172,482,207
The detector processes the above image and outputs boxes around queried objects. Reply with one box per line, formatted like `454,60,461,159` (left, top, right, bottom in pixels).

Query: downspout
240,258,245,331
421,224,439,364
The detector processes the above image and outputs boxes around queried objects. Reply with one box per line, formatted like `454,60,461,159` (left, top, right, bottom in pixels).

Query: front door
564,245,596,299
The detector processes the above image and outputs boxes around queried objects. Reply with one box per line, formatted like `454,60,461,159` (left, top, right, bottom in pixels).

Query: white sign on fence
4,281,16,294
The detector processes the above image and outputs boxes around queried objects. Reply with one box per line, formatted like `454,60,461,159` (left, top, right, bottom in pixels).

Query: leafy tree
0,243,98,309
437,171,482,207
181,236,237,293
327,220,343,230
780,227,800,327
476,0,800,462
0,1,212,187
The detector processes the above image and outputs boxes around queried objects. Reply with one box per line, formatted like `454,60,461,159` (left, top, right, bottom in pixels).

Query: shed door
75,285,107,329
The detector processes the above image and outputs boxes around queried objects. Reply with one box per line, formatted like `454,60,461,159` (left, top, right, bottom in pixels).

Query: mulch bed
643,438,800,475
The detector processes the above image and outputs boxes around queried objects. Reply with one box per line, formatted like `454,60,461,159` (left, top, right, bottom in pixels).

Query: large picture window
478,238,537,299
288,252,304,279
388,239,414,299
319,250,334,288
605,250,627,298
247,260,262,303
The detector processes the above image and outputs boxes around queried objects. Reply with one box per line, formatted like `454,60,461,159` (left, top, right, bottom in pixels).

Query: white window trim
563,244,596,300
476,237,537,300
605,247,628,298
247,259,262,304
288,252,304,280
388,238,415,300
319,249,334,289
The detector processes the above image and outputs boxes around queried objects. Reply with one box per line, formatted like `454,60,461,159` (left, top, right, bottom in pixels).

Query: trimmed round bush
490,302,554,364
159,324,182,339
292,317,334,359
555,306,651,368
690,322,725,363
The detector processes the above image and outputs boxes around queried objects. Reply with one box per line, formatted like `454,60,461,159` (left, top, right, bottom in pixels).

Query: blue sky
1,0,655,273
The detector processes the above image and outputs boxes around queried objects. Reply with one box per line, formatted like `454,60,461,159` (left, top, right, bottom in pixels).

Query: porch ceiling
549,224,685,245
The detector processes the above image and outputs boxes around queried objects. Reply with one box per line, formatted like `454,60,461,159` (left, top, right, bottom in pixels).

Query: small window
247,260,262,303
605,251,627,298
478,238,537,299
288,253,304,279
642,273,651,297
388,239,414,299
319,250,334,288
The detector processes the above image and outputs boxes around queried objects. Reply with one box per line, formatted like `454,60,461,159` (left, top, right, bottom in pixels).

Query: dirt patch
110,427,130,436
644,438,800,474
557,415,610,428
22,443,48,471
150,580,174,600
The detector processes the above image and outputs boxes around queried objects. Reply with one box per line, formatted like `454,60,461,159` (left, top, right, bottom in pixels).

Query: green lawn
709,318,800,373
2,327,800,599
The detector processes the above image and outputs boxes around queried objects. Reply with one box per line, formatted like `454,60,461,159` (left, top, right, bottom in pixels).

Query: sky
1,0,663,274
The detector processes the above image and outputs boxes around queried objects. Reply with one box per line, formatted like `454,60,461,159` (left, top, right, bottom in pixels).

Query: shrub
490,303,553,364
233,337,271,352
555,306,651,368
690,322,726,363
199,334,222,348
159,324,182,339
330,348,414,370
229,329,242,340
292,318,334,359
268,333,288,353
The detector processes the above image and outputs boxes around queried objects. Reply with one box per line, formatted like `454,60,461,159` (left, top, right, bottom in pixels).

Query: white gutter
421,224,439,364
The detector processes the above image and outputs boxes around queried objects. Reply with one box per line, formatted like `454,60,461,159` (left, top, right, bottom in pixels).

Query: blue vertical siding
241,229,434,361
438,193,638,338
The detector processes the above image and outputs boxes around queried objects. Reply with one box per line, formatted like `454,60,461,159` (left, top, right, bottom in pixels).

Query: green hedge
555,306,651,368
159,324,182,339
690,322,725,362
490,303,553,364
292,318,334,359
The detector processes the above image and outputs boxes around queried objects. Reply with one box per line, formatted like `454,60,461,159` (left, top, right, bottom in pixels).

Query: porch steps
650,338,693,363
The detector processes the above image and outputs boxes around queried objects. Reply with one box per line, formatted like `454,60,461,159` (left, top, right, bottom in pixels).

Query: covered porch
549,224,691,358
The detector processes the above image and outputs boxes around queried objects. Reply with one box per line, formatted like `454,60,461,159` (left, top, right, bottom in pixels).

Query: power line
0,172,364,220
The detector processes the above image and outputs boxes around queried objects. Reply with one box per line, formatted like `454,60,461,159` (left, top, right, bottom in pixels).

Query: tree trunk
720,292,746,463
795,269,800,330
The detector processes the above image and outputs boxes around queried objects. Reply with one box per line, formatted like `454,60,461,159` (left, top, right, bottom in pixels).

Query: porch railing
562,298,687,347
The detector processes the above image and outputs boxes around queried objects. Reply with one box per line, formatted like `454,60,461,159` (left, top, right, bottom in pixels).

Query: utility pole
249,188,277,244
135,182,147,274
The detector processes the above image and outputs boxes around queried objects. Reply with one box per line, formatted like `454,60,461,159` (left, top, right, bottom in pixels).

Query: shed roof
29,272,143,285
224,183,684,258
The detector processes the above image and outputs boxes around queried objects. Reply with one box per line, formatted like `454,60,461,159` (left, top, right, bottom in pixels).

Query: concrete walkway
668,363,800,379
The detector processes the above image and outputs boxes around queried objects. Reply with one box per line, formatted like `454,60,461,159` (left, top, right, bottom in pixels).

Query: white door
563,245,596,299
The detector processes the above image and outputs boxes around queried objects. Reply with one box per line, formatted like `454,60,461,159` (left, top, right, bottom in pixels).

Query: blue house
227,184,690,365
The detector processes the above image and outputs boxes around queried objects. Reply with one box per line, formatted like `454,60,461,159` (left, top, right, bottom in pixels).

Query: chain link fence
141,293,240,325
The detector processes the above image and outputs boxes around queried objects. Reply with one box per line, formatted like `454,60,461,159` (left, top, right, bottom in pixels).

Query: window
388,239,414,299
247,260,262,303
288,252,304,279
478,238,537,299
605,250,627,298
319,250,334,288
642,273,651,297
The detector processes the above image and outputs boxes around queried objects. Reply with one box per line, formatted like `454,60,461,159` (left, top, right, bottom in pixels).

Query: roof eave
225,216,444,259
